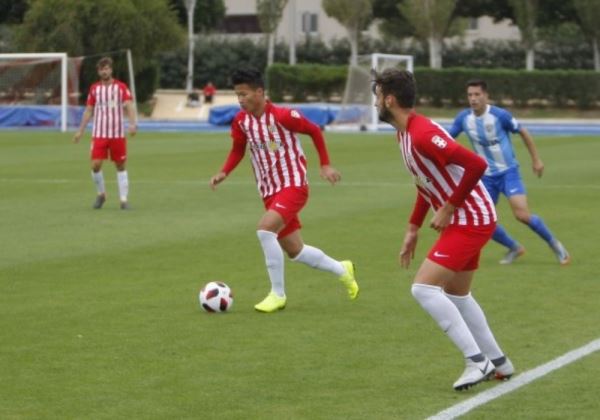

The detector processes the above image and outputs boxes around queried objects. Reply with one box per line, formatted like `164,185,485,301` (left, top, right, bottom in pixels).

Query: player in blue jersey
449,79,570,265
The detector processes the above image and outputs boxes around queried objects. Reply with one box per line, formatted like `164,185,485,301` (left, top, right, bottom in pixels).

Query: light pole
289,0,296,65
185,0,197,93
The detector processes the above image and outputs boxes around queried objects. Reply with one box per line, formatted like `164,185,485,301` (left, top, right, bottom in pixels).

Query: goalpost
0,53,69,131
332,53,414,131
0,50,136,132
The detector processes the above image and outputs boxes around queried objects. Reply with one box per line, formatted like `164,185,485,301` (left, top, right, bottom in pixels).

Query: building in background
219,0,521,46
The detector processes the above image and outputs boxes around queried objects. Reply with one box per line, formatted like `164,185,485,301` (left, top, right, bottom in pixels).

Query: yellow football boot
339,260,359,300
254,292,287,313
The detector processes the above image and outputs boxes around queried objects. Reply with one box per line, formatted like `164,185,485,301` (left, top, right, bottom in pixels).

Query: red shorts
91,138,127,162
427,223,495,272
263,186,309,239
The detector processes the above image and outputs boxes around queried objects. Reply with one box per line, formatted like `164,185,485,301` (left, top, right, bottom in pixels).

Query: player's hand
128,124,137,137
532,158,544,178
430,202,455,232
399,227,419,269
72,131,83,144
320,165,341,185
209,172,227,190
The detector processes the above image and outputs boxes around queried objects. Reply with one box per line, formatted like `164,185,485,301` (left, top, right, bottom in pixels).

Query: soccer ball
199,281,233,313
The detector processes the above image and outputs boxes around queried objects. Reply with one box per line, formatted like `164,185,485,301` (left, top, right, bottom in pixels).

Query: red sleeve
413,125,486,208
446,145,487,207
277,108,330,166
409,193,431,227
221,118,247,175
413,128,460,167
121,82,132,101
86,85,96,106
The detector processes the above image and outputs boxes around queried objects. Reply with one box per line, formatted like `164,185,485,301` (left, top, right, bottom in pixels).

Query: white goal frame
0,52,68,132
369,53,413,131
333,53,414,132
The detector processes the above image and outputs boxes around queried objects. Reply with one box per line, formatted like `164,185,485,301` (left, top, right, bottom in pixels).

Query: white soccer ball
199,281,233,313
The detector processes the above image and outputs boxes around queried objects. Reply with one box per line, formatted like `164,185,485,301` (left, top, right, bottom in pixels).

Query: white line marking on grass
428,338,600,420
2,178,600,190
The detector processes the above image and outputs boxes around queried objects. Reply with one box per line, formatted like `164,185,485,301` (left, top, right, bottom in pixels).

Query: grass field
1,129,599,419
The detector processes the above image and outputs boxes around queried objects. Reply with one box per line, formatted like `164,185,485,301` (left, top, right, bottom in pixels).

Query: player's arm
124,100,137,137
416,132,487,231
279,109,341,185
519,127,544,177
429,145,487,231
399,193,430,269
447,113,464,139
73,105,94,143
210,123,247,190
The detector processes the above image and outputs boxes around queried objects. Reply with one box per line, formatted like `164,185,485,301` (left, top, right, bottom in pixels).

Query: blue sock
492,224,519,250
527,214,555,244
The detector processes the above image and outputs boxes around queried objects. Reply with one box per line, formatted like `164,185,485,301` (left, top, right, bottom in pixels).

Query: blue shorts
482,166,526,204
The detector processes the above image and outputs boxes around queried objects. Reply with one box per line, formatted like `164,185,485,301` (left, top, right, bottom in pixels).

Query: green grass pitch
1,129,599,419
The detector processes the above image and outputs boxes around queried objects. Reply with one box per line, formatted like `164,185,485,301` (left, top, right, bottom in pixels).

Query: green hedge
267,64,600,109
267,63,347,102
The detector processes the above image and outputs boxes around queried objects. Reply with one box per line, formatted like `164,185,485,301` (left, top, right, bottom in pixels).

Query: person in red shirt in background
209,68,359,313
372,68,513,391
203,81,216,104
73,56,136,210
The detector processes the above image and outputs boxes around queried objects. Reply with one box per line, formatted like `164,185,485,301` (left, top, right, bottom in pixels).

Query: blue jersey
448,105,521,176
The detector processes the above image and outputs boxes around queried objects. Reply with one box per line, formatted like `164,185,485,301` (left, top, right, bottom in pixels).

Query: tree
508,0,539,71
0,0,28,24
373,0,414,41
257,0,288,67
398,0,456,69
322,0,374,66
573,0,600,71
168,0,225,33
17,0,184,101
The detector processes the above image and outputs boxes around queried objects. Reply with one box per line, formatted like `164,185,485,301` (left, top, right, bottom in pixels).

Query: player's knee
515,212,530,224
411,283,432,301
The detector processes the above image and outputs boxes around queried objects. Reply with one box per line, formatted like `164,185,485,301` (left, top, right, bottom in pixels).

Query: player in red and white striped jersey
73,56,137,210
372,69,513,390
210,68,359,313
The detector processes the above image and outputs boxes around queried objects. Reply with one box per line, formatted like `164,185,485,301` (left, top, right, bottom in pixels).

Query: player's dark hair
96,57,113,69
231,68,264,89
466,79,488,92
371,68,416,108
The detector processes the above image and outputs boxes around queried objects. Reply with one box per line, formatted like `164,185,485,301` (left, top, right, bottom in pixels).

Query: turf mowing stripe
427,338,600,420
2,178,600,189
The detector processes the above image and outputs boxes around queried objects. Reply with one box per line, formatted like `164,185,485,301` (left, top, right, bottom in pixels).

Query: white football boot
453,357,494,391
494,357,515,380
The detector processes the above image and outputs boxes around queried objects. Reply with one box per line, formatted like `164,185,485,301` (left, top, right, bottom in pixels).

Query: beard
378,107,392,123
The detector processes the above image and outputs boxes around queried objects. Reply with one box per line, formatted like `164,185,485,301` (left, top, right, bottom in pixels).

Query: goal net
332,53,413,131
0,50,136,132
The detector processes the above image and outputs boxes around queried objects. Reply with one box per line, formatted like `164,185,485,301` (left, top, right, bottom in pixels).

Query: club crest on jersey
290,110,301,119
269,140,281,151
432,135,447,149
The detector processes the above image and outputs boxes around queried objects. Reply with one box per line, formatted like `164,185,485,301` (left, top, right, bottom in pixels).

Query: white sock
117,170,129,202
257,230,285,297
291,245,345,276
411,284,481,358
91,170,105,195
446,292,504,360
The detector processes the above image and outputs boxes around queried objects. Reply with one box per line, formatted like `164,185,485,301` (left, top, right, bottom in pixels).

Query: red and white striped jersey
224,102,330,198
398,113,496,227
86,79,132,139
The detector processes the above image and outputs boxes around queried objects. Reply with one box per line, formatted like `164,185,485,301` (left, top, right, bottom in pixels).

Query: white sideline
427,338,600,420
